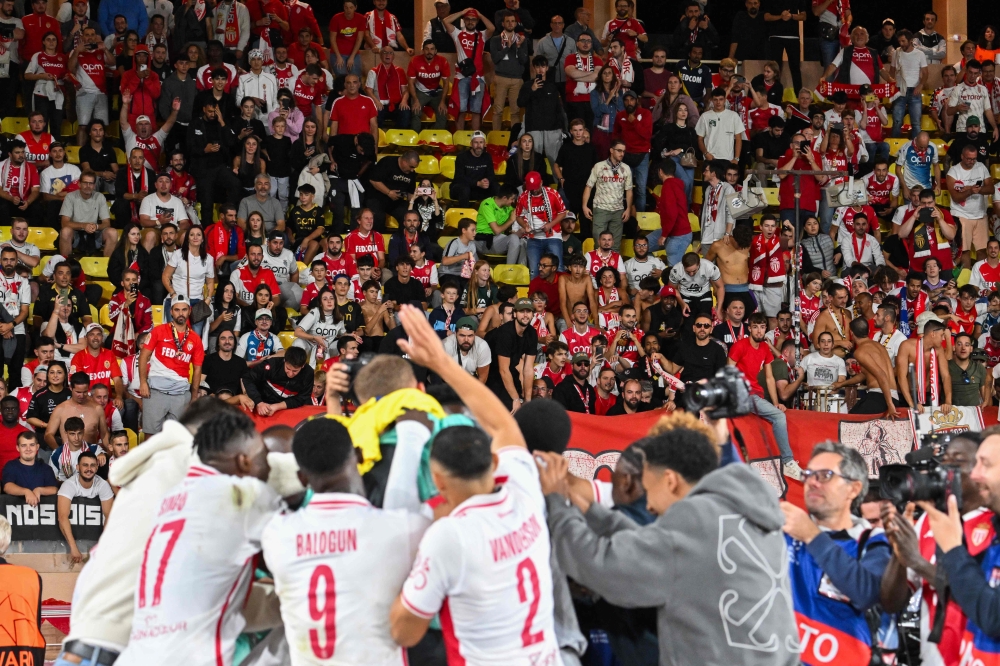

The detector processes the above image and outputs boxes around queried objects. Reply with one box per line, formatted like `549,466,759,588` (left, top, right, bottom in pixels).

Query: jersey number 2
138,518,186,608
516,558,544,647
308,565,337,659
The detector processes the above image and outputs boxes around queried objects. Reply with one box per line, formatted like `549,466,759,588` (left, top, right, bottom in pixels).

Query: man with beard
321,234,357,281
167,151,199,226
607,304,644,371
644,285,683,352
840,213,885,272
606,378,651,414
930,65,958,135
138,172,190,250
970,239,1000,299
563,33,602,128
406,40,450,132
872,302,907,363
712,297,747,349
34,261,91,329
623,236,664,296
0,140,41,226
231,243,280,307
138,298,204,435
186,96,240,225
947,116,993,167
486,297,538,411
441,315,490,381
811,282,853,356
110,147,155,230
592,366,618,414
729,312,801,478
240,346,313,416
0,247,30,388
896,312,952,413
558,301,601,357
949,332,988,406
201,329,247,398
147,221,177,305
452,132,498,208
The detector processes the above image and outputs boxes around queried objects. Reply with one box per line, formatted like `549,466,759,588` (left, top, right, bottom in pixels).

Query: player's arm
57,494,83,563
397,305,526,451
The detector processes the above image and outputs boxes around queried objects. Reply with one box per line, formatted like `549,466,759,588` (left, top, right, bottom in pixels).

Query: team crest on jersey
973,523,992,548
838,418,911,478
104,361,110,369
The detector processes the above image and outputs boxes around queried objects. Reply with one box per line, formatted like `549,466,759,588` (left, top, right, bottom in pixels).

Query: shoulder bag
679,147,698,168
724,174,767,219
457,31,480,78
186,255,214,324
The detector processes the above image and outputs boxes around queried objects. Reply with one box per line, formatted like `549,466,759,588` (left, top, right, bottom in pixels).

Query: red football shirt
292,75,320,116
143,322,205,382
407,55,450,93
321,253,357,280
329,94,378,135
559,325,600,356
70,348,123,388
0,423,29,472
727,337,774,397
329,12,366,56
344,229,385,266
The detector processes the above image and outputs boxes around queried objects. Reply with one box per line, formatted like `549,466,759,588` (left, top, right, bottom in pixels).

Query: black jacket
671,20,719,58
243,358,314,409
453,149,497,189
387,230,434,267
108,246,152,293
517,79,566,132
552,377,597,413
186,115,238,172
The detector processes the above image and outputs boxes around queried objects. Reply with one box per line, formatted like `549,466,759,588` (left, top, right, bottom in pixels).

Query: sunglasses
693,322,712,329
573,360,590,366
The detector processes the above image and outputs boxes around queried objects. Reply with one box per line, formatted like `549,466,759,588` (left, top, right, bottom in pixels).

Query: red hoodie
657,177,691,238
612,106,653,154
120,46,162,129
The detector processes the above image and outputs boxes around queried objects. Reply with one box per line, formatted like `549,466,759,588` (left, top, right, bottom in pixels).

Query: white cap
916,311,944,334
470,130,487,141
255,309,273,320
84,322,105,337
136,115,151,124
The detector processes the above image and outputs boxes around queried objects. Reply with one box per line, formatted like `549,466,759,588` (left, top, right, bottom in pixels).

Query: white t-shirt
799,352,847,387
442,334,492,374
262,491,428,666
668,259,720,299
139,193,189,227
400,447,560,666
893,48,927,90
167,249,214,300
948,161,991,220
260,247,297,286
624,256,665,291
0,272,31,335
58,473,115,501
1,239,40,265
694,109,745,161
115,466,281,666
40,163,82,194
949,83,990,132
295,308,346,350
872,329,908,364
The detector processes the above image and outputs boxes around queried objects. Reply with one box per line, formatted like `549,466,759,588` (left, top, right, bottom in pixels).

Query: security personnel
780,442,891,666
0,516,46,666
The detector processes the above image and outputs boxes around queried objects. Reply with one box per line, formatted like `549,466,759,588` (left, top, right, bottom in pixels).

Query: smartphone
976,180,984,187
139,64,147,72
595,345,606,358
918,208,933,223
86,43,97,51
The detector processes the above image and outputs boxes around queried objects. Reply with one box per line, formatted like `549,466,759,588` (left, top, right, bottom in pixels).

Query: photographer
880,433,987,665
536,411,800,666
780,442,891,665
919,429,1000,648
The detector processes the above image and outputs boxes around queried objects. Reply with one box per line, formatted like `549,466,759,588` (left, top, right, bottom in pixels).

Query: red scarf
126,168,148,224
0,158,30,200
221,1,241,48
851,233,868,264
750,233,782,287
375,64,403,110
915,337,939,406
193,0,206,20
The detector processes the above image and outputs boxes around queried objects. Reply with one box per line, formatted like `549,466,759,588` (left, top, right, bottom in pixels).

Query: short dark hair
65,417,85,433
657,159,675,177
531,54,548,68
284,346,308,368
78,451,98,465
849,316,869,339
960,284,979,299
194,408,257,459
514,400,571,453
906,270,926,284
496,184,518,200
355,254,375,269
430,425,493,480
70,372,91,387
293,418,355,474
747,312,767,326
180,397,236,429
640,430,718,483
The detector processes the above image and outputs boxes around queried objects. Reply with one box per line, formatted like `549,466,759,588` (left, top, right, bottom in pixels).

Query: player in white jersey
115,409,281,666
261,416,430,666
389,305,562,666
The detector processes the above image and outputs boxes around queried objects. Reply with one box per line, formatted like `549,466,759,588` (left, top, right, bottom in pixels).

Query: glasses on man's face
573,360,590,367
721,68,735,74
693,322,712,329
538,263,554,269
801,469,850,484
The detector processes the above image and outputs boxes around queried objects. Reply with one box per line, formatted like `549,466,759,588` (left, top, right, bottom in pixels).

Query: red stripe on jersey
216,557,252,666
309,499,370,510
452,493,508,517
187,464,219,477
439,598,466,666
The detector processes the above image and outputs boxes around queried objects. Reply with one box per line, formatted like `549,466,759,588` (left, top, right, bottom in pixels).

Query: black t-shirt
671,338,727,383
948,133,993,165
486,321,539,398
115,53,134,74
383,276,426,305
35,285,90,328
263,134,292,177
201,352,248,395
764,0,804,37
647,304,684,341
605,400,654,415
338,300,363,333
369,155,417,204
288,205,325,242
881,234,909,270
752,130,791,160
79,143,117,173
731,11,768,60
555,141,598,210
331,134,374,181
26,387,71,439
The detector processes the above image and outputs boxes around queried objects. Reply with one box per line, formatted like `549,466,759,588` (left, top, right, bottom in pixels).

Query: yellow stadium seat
439,155,456,180
27,227,58,251
492,264,529,285
89,304,98,322
151,305,163,325
80,256,109,278
496,161,507,175
688,212,700,233
486,130,509,147
453,130,476,147
378,128,388,148
636,212,660,231
620,239,634,258
61,120,77,137
957,268,972,288
126,428,138,449
445,207,477,228
439,181,452,200
781,87,799,104
763,188,779,206
386,215,399,230
106,121,120,138
65,145,81,164
114,147,127,165
936,191,950,207
278,331,296,349
921,91,932,107
297,261,308,275
693,187,703,205
0,227,9,243
437,236,454,249
544,158,552,174
516,286,529,298
94,280,115,301
416,155,440,175
385,129,419,146
930,138,948,153
418,129,453,145
920,115,936,131
886,138,907,157
32,261,44,277
992,164,1000,181
382,233,393,250
582,238,595,253
99,304,112,328
1,117,27,135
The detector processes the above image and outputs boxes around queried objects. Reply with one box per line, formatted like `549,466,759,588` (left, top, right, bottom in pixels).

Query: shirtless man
811,282,853,356
633,276,660,334
360,281,393,338
44,372,109,451
705,223,751,298
848,317,901,417
896,312,952,413
476,286,517,337
560,254,599,326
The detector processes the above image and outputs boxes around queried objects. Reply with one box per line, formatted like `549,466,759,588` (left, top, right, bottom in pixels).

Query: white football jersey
261,492,429,666
116,464,281,666
400,447,562,666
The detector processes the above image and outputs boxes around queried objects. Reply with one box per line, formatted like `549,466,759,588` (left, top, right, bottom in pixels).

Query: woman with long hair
293,287,345,365
209,282,242,350
291,118,324,192
596,266,629,329
653,74,699,127
976,26,1000,64
504,133,553,189
108,224,152,297
25,32,67,135
651,100,698,200
240,283,287,334
162,226,215,336
268,88,304,141
463,260,499,316
750,60,784,106
800,215,835,277
115,30,140,76
184,43,207,69
590,65,623,160
233,134,267,198
244,211,266,251
817,128,853,234
234,97,267,146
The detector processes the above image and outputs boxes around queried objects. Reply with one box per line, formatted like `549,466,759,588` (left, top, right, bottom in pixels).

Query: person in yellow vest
0,515,46,666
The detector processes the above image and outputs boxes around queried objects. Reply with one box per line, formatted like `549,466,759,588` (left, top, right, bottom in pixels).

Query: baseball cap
255,308,273,320
967,115,981,127
84,322,104,337
915,311,944,334
267,229,284,241
882,18,895,26
571,352,590,365
455,316,478,331
136,115,152,124
134,44,149,55
171,294,188,305
156,170,171,181
623,89,638,99
514,298,534,312
524,171,542,190
34,364,48,376
48,141,65,151
470,130,487,141
465,9,477,17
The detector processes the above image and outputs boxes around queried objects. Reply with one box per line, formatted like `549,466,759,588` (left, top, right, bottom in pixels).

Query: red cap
134,44,150,55
659,284,677,299
524,171,542,191
465,9,477,18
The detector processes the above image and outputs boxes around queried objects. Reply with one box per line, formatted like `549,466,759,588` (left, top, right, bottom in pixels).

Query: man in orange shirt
69,323,125,410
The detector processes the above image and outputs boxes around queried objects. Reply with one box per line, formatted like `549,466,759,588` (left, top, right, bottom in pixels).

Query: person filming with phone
895,187,957,273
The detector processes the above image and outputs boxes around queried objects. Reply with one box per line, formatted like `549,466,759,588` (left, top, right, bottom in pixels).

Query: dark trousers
3,334,26,389
367,196,409,233
0,199,42,227
328,177,355,236
377,106,412,129
767,37,802,95
565,101,594,129
191,165,241,226
452,181,495,208
123,398,140,432
0,64,19,119
164,122,188,154
44,199,63,230
33,94,64,137
850,390,906,415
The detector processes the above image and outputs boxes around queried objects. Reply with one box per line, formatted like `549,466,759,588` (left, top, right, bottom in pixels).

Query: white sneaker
783,460,804,481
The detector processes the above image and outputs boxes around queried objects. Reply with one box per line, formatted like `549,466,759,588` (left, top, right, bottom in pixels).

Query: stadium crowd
0,0,1000,663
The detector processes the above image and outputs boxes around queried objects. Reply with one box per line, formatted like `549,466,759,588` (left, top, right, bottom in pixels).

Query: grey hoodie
547,463,801,666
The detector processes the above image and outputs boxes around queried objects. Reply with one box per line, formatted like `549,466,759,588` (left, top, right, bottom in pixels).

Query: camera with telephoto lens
683,366,752,419
342,352,376,385
879,432,963,511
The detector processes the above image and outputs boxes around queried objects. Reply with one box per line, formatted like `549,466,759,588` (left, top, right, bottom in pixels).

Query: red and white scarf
219,1,241,48
915,337,939,406
0,158,30,200
573,54,596,96
126,168,148,224
851,233,869,264
374,64,403,109
366,10,398,49
750,233,783,287
610,56,634,84
193,0,206,20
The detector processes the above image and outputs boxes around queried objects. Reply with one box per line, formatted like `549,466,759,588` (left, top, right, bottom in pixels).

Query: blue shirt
428,306,466,339
1,458,58,490
896,140,939,190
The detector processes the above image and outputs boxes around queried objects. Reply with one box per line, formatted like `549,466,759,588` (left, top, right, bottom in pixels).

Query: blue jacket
941,514,1000,655
99,0,148,39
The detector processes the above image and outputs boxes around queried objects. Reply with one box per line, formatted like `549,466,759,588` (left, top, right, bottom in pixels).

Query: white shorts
76,91,109,126
753,285,783,317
